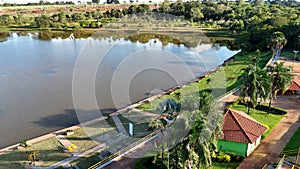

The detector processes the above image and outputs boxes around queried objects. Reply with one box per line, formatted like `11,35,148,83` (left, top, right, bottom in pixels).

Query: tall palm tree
267,62,293,113
149,118,167,168
268,31,287,61
239,65,271,114
181,92,223,168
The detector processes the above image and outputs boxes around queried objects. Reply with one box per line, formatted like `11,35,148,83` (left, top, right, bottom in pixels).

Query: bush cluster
212,151,244,163
134,157,154,169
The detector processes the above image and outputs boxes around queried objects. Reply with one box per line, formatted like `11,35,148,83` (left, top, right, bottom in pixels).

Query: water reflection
1,31,239,50
0,32,239,148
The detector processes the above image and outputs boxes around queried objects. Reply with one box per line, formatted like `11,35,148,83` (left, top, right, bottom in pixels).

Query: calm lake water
0,33,239,148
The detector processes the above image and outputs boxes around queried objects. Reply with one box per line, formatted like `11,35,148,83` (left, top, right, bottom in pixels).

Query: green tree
149,118,167,168
92,0,100,3
0,14,11,26
266,62,293,113
160,0,171,13
170,92,223,168
191,7,204,22
268,31,287,61
35,15,51,28
239,65,271,114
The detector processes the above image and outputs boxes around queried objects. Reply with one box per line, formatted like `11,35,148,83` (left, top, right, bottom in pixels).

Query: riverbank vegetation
1,1,300,52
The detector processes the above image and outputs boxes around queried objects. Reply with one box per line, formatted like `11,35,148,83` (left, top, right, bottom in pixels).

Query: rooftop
222,109,267,144
288,77,300,91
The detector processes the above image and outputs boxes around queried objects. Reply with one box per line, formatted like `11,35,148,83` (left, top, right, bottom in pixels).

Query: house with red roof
218,109,267,157
280,77,300,95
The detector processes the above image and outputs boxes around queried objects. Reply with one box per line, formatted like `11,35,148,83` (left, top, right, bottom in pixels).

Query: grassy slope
136,51,272,112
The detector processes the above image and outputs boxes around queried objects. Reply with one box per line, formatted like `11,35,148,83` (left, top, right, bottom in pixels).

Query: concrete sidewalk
111,115,128,136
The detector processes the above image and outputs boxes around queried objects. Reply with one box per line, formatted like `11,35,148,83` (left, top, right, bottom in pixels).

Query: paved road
237,95,300,169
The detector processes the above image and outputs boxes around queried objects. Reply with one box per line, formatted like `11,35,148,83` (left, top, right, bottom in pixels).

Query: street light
292,35,300,68
293,50,299,68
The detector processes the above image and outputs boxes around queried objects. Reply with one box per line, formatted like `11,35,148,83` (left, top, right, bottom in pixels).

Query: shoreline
0,52,237,155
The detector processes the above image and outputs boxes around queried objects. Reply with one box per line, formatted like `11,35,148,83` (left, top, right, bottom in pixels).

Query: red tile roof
221,109,267,144
288,77,300,91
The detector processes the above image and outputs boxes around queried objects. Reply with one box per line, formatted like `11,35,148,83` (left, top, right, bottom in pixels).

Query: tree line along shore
0,1,300,53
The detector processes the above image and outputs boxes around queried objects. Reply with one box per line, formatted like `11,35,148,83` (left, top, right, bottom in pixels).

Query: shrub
134,157,153,169
20,140,29,148
224,154,231,162
214,151,244,162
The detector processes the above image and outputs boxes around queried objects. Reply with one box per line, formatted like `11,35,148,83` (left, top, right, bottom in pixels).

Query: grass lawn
66,119,117,152
228,102,285,139
0,137,70,168
281,50,300,60
118,114,150,134
282,127,300,156
136,51,272,112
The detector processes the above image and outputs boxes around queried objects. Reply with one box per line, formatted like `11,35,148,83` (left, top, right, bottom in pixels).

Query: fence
281,149,299,156
88,130,160,169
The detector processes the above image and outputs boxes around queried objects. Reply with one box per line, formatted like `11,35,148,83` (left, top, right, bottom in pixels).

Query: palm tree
181,92,223,168
149,118,167,168
267,62,293,113
239,65,271,114
268,31,287,61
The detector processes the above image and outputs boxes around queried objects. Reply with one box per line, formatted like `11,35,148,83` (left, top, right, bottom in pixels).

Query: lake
0,32,239,148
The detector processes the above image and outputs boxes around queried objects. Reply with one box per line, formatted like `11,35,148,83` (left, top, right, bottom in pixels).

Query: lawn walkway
111,116,128,136
237,95,300,169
